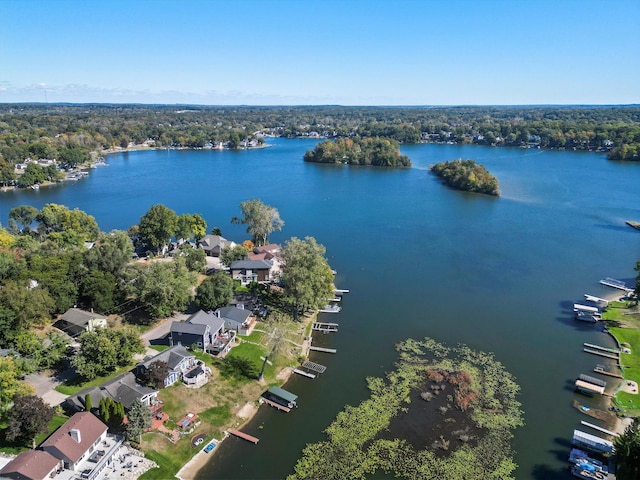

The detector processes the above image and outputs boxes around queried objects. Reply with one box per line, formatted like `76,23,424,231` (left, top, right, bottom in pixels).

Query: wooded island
430,159,500,196
303,137,411,167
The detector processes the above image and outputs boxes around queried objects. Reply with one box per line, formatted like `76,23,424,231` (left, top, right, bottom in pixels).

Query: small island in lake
430,158,500,196
303,137,411,167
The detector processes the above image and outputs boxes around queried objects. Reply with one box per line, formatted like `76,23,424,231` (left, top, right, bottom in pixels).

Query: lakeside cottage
169,309,236,357
54,308,107,337
230,259,273,285
198,235,235,257
137,344,211,387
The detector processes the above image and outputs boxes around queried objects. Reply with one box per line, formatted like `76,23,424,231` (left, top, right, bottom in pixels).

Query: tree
181,244,206,273
132,258,196,319
84,393,93,412
79,270,117,313
195,270,234,311
634,260,640,304
615,417,640,480
9,205,38,233
280,236,335,321
143,360,170,389
0,357,34,416
210,227,222,236
5,394,54,447
220,244,249,268
232,199,284,247
99,397,124,430
71,328,143,380
57,143,90,168
0,280,57,330
37,203,99,240
138,204,178,254
176,213,207,242
84,230,134,276
126,398,152,443
258,313,291,381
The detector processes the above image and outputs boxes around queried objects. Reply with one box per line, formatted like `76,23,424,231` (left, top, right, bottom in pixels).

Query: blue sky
1,0,638,105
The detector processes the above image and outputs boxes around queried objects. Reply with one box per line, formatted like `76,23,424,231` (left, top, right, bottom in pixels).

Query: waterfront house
215,305,257,336
136,344,201,387
64,372,159,413
54,308,107,337
168,310,234,357
198,234,235,257
40,412,108,472
230,259,273,285
0,450,62,480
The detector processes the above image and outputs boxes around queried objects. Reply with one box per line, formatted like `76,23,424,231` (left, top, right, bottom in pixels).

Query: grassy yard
602,301,640,410
138,313,312,479
0,415,68,455
55,364,136,395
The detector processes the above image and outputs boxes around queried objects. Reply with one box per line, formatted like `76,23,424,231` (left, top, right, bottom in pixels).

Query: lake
2,138,639,479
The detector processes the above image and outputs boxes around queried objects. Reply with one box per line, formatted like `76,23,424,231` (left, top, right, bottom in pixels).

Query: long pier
584,343,620,354
584,348,619,360
599,277,633,292
309,346,337,353
594,367,623,379
227,428,259,444
259,397,292,412
580,421,619,438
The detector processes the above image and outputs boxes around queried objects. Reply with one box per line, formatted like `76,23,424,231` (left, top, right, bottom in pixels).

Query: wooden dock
260,397,292,412
227,428,259,444
584,348,619,360
313,322,338,332
584,343,620,354
334,289,350,295
302,360,327,374
593,367,623,379
293,368,316,378
599,277,633,292
309,346,337,353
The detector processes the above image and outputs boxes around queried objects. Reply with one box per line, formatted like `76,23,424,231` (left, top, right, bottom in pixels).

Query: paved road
25,368,76,407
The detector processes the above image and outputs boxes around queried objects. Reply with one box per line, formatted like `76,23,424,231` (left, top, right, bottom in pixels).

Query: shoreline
175,367,295,479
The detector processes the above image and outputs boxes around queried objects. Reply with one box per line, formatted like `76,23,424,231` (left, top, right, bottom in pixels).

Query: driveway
140,311,190,346
25,368,76,407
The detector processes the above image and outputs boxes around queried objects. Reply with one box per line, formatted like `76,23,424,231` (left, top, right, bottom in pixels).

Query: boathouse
264,386,298,409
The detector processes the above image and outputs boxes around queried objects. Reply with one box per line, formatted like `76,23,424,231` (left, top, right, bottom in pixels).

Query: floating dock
309,346,337,353
334,289,350,295
227,429,259,444
599,277,633,292
313,322,338,332
319,305,341,313
301,360,327,374
584,294,609,306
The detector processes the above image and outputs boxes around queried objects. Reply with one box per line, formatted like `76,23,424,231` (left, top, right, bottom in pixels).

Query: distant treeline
430,159,500,196
1,104,639,184
303,137,411,167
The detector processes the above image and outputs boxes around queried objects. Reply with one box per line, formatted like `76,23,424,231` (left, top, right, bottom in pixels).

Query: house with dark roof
136,344,198,387
197,234,235,257
64,372,159,413
168,310,234,357
40,412,108,472
215,305,257,336
230,259,273,285
0,450,62,480
54,308,107,337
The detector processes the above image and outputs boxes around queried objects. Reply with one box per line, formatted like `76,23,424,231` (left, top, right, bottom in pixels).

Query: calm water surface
2,139,639,479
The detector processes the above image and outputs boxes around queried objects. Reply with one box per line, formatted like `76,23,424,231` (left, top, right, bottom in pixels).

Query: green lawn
55,364,136,395
0,415,68,455
602,301,640,410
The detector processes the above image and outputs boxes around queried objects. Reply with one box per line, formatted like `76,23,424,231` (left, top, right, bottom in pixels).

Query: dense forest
0,104,639,186
303,137,411,167
430,159,500,196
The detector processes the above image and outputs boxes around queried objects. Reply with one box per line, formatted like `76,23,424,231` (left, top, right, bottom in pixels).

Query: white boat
319,304,341,313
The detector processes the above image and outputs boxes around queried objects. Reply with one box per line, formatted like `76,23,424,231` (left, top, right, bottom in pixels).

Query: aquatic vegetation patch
288,337,524,480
